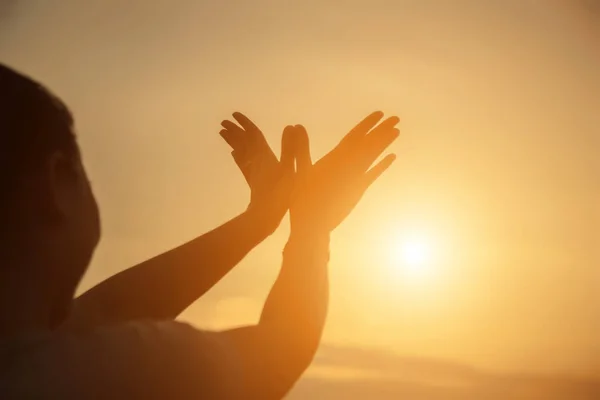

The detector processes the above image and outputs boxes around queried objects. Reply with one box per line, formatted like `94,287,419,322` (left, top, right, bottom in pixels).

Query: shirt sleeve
2,321,245,399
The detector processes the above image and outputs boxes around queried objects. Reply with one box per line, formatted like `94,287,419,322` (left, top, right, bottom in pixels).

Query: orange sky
1,0,598,385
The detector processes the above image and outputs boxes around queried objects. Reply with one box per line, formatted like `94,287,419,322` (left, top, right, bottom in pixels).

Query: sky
1,0,599,397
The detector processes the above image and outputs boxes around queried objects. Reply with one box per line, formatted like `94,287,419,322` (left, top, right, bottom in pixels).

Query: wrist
284,233,330,268
242,207,276,241
288,225,330,248
290,220,330,239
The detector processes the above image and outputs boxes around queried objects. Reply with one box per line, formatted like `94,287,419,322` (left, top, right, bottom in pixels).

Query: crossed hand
219,111,400,235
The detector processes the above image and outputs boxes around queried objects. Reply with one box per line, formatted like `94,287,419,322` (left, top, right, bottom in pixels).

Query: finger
294,124,312,175
219,129,239,149
232,112,262,135
274,167,295,198
220,120,246,150
221,119,245,135
363,153,396,188
340,111,384,145
233,112,274,153
266,169,296,220
220,129,248,161
280,125,295,173
361,127,400,168
369,116,400,135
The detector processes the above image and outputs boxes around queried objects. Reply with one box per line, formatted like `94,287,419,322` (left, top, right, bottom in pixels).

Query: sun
390,236,433,278
402,240,429,265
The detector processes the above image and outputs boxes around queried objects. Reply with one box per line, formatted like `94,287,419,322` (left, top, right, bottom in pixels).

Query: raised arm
56,112,400,400
64,115,295,331
218,112,400,398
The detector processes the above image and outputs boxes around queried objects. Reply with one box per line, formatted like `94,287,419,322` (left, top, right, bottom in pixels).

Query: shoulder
0,321,244,399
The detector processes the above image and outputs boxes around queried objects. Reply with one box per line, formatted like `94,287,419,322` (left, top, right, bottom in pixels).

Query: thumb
258,168,295,230
293,124,312,176
280,125,296,173
273,166,295,203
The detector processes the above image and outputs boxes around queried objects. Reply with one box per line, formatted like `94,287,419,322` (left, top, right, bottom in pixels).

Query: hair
0,63,78,192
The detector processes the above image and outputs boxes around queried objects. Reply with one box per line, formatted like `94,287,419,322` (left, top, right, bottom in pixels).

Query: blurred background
1,1,598,398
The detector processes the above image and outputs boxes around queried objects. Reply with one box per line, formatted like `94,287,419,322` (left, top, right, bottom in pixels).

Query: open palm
289,111,400,234
220,112,295,234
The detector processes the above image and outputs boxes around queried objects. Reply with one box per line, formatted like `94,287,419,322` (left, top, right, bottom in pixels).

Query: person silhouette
0,63,399,399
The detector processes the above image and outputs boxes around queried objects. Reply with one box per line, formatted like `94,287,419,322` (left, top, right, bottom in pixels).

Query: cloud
288,344,600,399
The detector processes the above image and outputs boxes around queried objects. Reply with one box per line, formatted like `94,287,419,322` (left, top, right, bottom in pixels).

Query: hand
220,112,295,234
289,111,400,235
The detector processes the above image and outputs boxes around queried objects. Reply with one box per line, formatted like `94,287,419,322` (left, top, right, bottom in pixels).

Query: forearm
67,209,270,331
261,230,330,352
224,229,330,399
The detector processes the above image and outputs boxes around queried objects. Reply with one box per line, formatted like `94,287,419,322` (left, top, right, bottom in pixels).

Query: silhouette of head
0,64,100,328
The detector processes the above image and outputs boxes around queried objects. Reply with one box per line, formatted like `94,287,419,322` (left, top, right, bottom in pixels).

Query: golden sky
1,0,599,393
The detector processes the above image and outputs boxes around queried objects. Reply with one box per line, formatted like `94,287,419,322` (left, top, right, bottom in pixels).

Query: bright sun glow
390,236,434,279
